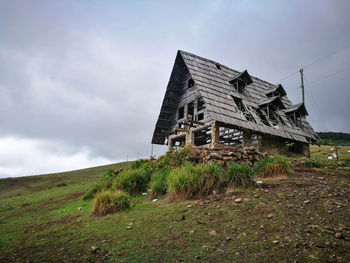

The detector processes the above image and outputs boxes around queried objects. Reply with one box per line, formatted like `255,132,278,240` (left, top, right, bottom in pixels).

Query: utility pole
300,68,305,105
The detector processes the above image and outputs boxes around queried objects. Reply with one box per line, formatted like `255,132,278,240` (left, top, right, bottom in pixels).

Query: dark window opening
232,79,246,93
286,142,303,154
170,135,186,148
194,126,212,146
197,113,204,121
233,97,246,112
255,108,270,126
187,102,194,120
197,97,205,111
178,106,184,119
215,64,221,70
187,78,195,88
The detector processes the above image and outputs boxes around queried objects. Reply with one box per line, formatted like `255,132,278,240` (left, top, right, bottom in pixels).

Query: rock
335,232,344,239
209,153,222,160
126,226,132,230
90,246,99,253
189,230,195,234
267,214,274,219
209,230,217,236
272,240,279,244
234,198,243,203
225,236,231,241
187,205,193,208
303,200,310,204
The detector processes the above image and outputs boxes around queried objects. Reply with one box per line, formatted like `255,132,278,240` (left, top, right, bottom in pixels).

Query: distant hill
317,132,350,146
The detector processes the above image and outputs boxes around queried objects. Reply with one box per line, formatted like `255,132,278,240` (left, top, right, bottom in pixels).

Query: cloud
0,137,111,178
0,0,349,177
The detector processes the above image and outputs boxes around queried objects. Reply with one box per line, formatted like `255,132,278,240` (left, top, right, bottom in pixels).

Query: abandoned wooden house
152,50,319,156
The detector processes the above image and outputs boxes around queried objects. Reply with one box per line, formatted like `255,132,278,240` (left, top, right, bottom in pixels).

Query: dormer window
266,84,287,98
229,70,253,93
285,103,308,128
187,78,195,88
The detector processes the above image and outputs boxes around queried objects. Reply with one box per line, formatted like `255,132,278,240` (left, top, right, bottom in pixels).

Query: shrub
92,190,130,216
114,164,151,195
57,182,67,187
227,163,255,187
100,170,118,189
167,162,225,200
83,184,102,200
255,156,293,177
150,169,170,197
154,147,190,170
302,159,322,168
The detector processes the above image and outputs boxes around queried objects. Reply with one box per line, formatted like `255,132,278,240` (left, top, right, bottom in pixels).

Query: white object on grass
328,156,333,160
152,199,158,202
256,180,263,184
142,192,148,196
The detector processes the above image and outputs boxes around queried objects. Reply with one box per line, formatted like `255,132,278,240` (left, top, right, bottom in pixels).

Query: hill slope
0,147,349,262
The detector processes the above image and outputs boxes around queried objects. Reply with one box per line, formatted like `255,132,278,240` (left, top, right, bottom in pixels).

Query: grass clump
302,159,322,168
56,182,67,187
150,169,170,197
92,190,130,216
255,156,293,177
83,184,102,200
167,162,225,200
227,163,255,187
114,162,151,195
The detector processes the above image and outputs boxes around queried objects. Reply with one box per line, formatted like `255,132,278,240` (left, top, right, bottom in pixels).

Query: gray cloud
0,0,349,177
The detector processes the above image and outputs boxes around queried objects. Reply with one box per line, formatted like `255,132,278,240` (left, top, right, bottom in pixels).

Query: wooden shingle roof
178,50,319,143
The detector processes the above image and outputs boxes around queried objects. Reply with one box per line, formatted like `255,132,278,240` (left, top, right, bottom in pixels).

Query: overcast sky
0,0,349,178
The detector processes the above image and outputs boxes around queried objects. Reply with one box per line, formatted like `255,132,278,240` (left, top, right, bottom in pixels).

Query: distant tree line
317,132,350,146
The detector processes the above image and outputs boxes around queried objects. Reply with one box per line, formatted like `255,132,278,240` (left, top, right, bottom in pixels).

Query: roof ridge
178,50,277,88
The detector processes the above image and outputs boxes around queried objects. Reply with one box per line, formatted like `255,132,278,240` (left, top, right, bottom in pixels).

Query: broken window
255,108,270,126
215,64,221,70
194,126,211,146
197,113,204,121
187,102,194,120
197,97,205,111
219,127,243,146
231,79,246,93
232,96,246,112
187,78,195,88
178,106,184,119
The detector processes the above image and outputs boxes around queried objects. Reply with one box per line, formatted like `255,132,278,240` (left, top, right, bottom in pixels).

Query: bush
227,163,255,187
114,163,151,195
302,159,322,168
154,147,191,171
92,190,130,216
255,156,293,177
167,162,225,200
150,169,170,197
100,170,118,190
57,182,67,187
83,184,102,200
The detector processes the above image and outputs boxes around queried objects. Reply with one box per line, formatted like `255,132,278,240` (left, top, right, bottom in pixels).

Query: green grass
0,148,350,262
93,190,130,216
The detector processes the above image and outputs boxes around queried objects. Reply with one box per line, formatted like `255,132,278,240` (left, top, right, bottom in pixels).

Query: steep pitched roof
178,50,318,143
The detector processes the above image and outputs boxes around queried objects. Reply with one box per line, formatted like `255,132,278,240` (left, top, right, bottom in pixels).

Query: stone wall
189,145,265,167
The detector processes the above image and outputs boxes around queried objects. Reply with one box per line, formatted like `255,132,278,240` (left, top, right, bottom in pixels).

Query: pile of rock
190,145,265,167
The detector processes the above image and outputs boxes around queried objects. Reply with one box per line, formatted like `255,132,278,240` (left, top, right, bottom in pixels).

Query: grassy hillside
0,147,349,262
317,132,350,146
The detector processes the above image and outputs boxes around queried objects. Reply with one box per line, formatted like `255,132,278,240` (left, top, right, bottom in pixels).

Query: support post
210,122,220,148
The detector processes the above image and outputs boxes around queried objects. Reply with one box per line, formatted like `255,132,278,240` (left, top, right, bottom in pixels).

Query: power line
307,63,350,87
278,42,350,82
